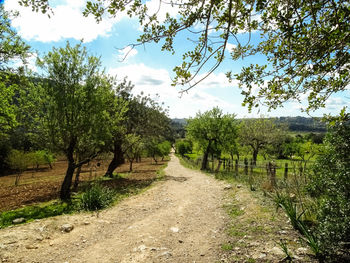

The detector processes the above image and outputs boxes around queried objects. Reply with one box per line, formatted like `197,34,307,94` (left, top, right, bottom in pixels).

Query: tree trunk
201,142,211,170
129,159,133,172
73,166,82,192
153,155,158,164
105,139,124,177
252,149,258,166
60,139,76,201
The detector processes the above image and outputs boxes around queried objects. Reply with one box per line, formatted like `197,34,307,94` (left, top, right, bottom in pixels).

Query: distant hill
274,116,327,133
171,116,327,139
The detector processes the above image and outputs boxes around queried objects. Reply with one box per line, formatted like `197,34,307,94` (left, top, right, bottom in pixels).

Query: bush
308,120,350,259
33,150,55,169
175,140,192,156
80,183,115,211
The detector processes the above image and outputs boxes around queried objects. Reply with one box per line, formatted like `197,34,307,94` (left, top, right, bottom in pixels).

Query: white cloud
226,43,237,52
108,63,251,118
145,0,179,23
4,0,123,43
9,53,38,72
117,46,138,62
194,72,239,90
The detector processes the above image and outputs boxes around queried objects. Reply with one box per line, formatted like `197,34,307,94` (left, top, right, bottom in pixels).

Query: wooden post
211,155,214,171
250,159,254,175
244,158,248,176
269,162,276,187
216,159,222,172
284,163,288,181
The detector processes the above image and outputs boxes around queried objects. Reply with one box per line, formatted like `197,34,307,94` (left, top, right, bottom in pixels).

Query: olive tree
105,88,171,176
239,118,285,165
186,107,238,170
0,5,30,138
35,42,116,200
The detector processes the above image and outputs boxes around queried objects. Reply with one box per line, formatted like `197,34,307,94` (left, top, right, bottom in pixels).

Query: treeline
171,116,327,139
175,107,350,261
0,7,172,201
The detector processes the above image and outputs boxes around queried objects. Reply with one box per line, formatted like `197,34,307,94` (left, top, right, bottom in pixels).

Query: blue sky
4,0,349,118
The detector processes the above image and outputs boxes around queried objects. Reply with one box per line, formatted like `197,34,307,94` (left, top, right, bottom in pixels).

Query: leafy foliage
239,118,286,164
0,5,30,70
175,139,192,156
34,42,118,200
80,183,115,211
308,119,350,258
186,107,238,170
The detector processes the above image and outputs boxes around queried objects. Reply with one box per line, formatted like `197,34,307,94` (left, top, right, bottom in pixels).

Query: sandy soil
0,154,230,263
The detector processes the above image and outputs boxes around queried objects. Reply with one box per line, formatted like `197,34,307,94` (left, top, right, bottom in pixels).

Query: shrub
80,183,115,211
175,140,192,156
6,149,32,185
34,150,55,169
308,119,350,258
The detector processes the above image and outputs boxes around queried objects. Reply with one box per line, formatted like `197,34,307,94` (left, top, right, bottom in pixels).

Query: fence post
216,159,222,172
250,159,254,175
269,162,276,187
284,163,288,181
235,159,238,176
244,158,248,175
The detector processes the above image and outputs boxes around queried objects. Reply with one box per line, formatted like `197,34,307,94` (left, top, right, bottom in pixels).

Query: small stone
224,184,232,190
178,240,183,243
0,244,7,249
83,222,90,225
159,251,172,257
269,246,285,256
36,236,44,241
252,252,267,259
4,240,17,245
25,244,38,249
236,184,242,188
12,218,25,224
249,241,260,246
60,224,74,233
170,227,179,233
49,242,54,246
138,245,147,251
289,193,296,201
296,247,308,255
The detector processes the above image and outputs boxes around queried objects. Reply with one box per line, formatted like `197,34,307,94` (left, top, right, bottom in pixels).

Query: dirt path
0,154,230,263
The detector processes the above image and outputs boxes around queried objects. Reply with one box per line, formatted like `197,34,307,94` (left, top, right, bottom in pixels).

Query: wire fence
184,156,316,192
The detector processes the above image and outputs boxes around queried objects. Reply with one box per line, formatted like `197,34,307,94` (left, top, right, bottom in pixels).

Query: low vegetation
176,110,350,262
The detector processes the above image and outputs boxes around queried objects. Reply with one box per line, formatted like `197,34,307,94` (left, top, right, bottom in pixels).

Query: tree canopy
35,42,116,200
186,107,238,170
0,5,30,139
19,0,349,112
239,118,285,164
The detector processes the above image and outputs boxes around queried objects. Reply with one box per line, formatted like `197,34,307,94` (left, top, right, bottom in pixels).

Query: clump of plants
80,183,115,211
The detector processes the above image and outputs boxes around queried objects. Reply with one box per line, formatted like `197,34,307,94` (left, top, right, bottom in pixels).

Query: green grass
0,201,76,229
221,243,233,251
224,203,245,218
